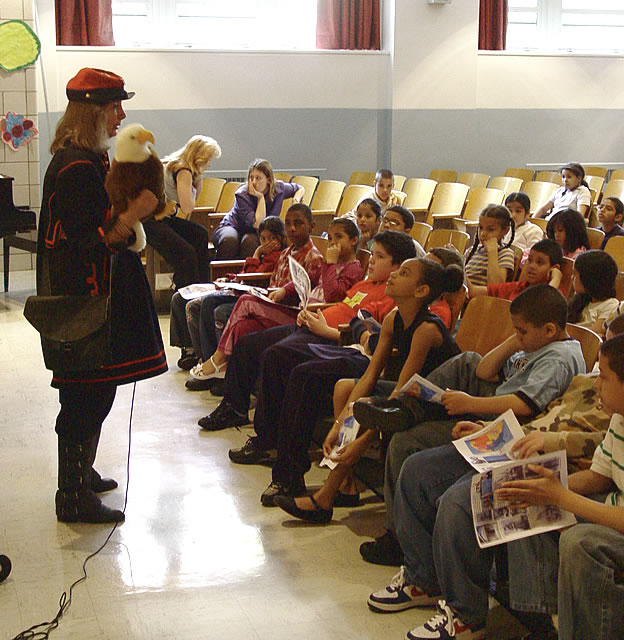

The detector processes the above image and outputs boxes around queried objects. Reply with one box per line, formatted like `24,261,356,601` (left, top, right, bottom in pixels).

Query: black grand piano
0,173,37,292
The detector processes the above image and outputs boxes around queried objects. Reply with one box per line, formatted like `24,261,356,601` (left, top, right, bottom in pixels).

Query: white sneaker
367,566,439,613
405,600,486,640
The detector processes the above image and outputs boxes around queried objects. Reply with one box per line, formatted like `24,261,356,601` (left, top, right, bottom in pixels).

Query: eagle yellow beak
137,129,155,145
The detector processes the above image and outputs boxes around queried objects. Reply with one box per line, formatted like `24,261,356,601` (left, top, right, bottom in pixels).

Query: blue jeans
394,445,476,606
384,352,499,531
509,518,624,639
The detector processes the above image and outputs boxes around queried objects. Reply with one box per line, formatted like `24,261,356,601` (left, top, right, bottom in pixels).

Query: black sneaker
360,530,404,566
260,477,306,507
198,402,249,431
209,380,225,397
229,437,275,465
185,377,218,391
352,397,413,434
177,348,198,371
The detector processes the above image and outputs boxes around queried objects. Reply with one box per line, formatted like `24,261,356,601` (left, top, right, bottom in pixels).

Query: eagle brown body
105,154,167,219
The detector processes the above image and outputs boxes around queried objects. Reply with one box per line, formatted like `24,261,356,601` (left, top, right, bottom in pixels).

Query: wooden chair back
605,235,624,271
489,176,523,197
521,181,559,214
586,227,605,251
356,248,371,273
510,244,524,280
462,187,505,222
273,172,292,182
280,198,293,220
585,166,608,179
429,169,458,183
311,235,329,258
610,170,624,182
529,216,548,233
455,297,515,356
567,323,602,371
403,178,437,213
535,170,563,186
336,185,371,217
348,171,376,186
447,285,467,333
425,228,470,253
215,181,243,213
292,175,319,205
310,180,346,215
195,177,225,210
585,175,605,198
428,183,470,220
458,172,490,189
394,175,407,191
410,221,433,247
602,180,624,203
616,272,624,301
504,167,534,183
393,190,407,206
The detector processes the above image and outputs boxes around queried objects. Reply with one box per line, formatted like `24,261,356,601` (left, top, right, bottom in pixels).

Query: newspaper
397,371,444,404
453,409,526,472
288,255,311,310
178,281,268,301
357,309,382,333
470,450,576,548
320,403,360,470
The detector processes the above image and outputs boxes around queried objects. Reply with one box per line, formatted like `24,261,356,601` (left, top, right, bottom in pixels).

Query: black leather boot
89,429,118,493
56,438,125,523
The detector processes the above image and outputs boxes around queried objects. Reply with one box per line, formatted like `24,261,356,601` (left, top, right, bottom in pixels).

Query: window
507,0,624,53
112,0,318,49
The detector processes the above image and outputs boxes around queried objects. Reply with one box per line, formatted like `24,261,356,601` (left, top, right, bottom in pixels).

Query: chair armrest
210,259,246,281
235,272,273,283
306,302,333,311
311,209,335,216
192,206,216,214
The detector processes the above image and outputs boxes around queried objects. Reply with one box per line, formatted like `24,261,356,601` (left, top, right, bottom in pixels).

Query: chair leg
3,237,9,292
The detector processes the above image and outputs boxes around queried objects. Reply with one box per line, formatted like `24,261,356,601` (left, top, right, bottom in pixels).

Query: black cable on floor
10,383,136,640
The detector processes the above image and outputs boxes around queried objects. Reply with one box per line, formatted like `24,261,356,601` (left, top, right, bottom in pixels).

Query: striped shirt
591,413,624,506
465,245,515,286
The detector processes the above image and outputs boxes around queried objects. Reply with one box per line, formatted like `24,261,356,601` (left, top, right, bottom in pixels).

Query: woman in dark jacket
37,68,167,523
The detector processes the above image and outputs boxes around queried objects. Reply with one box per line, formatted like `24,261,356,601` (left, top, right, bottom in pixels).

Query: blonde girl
143,134,222,288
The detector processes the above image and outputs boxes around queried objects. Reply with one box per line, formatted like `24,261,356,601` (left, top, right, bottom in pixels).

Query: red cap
66,68,135,104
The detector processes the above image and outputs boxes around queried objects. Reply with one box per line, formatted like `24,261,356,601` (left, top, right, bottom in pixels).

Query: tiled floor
1,271,524,640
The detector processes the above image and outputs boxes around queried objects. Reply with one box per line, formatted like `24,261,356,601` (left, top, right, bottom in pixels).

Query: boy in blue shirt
357,285,585,566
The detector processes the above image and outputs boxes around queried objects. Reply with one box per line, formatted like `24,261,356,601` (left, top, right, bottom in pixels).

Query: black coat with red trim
37,146,168,387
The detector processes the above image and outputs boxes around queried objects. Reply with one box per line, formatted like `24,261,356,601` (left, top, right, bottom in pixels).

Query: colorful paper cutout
0,20,41,72
1,112,38,150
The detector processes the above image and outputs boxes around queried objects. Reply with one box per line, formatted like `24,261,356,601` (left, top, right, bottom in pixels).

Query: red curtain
317,0,380,50
55,0,115,46
479,0,508,51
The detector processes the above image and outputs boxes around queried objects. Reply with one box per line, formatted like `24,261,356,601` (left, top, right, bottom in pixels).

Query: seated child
197,230,416,446
546,208,589,260
598,196,624,249
464,204,516,286
381,204,425,257
355,198,382,251
273,257,463,524
190,208,362,381
536,162,591,221
467,238,563,301
171,216,286,371
357,285,586,566
367,331,623,640
503,191,543,251
567,250,621,338
348,169,401,218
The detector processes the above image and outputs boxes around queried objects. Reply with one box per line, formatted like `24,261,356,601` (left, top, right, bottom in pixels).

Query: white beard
127,221,146,252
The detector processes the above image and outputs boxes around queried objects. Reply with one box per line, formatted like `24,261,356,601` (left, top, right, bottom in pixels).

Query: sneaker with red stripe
367,566,439,613
406,600,486,639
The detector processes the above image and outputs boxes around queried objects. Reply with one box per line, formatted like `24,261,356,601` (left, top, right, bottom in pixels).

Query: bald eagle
105,123,166,251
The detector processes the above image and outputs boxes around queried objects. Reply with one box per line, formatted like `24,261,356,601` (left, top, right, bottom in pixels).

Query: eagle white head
113,123,156,163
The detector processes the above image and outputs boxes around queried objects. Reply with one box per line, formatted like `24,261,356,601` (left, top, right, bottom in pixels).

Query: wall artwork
0,20,41,72
1,112,38,150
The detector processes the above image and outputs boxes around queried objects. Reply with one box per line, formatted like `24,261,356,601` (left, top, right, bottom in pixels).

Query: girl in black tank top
274,257,464,521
